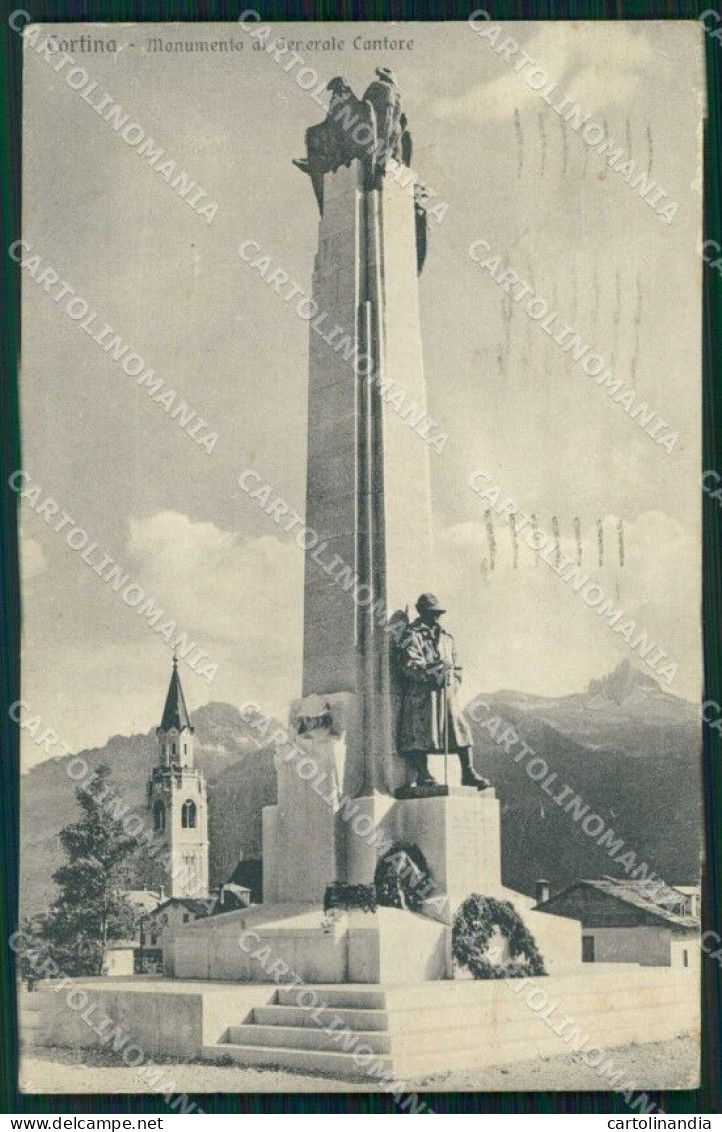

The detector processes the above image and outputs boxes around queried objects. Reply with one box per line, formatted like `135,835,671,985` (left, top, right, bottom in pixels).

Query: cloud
436,510,701,704
126,509,304,718
127,509,301,643
436,23,659,123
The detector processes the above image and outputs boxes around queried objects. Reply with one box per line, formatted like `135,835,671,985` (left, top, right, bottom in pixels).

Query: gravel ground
19,1034,699,1096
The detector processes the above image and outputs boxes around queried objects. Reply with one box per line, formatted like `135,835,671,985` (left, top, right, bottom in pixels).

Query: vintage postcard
12,17,707,1104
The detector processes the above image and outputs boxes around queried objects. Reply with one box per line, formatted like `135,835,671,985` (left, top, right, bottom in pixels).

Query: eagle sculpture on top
293,68,427,273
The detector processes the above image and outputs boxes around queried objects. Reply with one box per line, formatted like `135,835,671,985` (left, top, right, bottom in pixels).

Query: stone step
386,972,691,1003
203,1041,393,1080
210,1003,694,1083
253,1005,389,1031
233,996,691,1062
276,986,386,1010
386,992,693,1033
226,1023,391,1054
385,982,693,1020
394,1017,695,1080
387,973,692,1009
390,1010,688,1060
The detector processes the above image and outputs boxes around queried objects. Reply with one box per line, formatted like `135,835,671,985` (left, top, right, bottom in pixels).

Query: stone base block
346,790,502,925
169,902,449,984
30,966,699,1085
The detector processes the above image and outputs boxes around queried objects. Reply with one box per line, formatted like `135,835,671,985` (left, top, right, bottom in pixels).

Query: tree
39,765,139,976
15,912,52,988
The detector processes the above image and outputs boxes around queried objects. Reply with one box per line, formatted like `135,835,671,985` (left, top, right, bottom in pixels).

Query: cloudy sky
19,20,704,767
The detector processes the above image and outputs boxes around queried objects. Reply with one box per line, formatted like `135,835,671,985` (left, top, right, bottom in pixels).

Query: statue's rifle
442,660,449,789
442,660,462,789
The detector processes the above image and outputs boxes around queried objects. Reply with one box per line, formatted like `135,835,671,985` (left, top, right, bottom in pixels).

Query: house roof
125,888,163,912
589,877,699,924
537,876,700,929
145,896,212,919
159,656,193,733
212,883,252,914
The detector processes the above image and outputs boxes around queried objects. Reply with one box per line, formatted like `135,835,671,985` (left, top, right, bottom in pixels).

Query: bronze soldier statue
361,66,402,171
397,593,490,791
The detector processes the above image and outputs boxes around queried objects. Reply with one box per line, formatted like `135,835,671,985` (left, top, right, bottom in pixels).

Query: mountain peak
587,659,660,704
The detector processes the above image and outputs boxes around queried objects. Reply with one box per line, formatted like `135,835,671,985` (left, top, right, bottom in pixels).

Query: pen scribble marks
510,513,519,569
503,290,513,355
485,509,496,571
551,515,561,568
591,270,600,335
625,116,633,164
574,517,583,566
597,518,604,567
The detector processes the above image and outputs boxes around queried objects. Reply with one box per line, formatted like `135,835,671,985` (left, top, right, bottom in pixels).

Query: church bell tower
147,655,209,898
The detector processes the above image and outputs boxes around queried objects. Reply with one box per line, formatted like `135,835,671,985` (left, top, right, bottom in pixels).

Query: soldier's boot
414,753,437,787
458,748,490,790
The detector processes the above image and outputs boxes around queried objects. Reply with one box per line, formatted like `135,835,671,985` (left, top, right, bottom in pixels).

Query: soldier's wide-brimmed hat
376,66,398,84
416,592,446,615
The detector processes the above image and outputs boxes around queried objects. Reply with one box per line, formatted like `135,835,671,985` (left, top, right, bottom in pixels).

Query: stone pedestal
262,710,501,921
262,692,359,906
346,789,502,925
266,730,345,905
178,788,504,984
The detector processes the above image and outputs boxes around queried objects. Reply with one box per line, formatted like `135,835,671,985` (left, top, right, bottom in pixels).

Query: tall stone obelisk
260,73,497,912
299,74,434,801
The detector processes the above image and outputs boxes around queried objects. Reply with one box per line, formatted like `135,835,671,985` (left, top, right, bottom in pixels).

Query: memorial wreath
452,893,546,979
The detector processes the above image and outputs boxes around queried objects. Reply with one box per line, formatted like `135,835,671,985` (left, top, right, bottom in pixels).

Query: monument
170,71,580,986
25,57,699,1090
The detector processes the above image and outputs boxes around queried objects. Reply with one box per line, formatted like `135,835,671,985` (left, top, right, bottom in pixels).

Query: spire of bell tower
159,650,194,736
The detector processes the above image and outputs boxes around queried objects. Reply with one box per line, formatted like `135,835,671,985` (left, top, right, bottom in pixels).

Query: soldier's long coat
396,618,473,754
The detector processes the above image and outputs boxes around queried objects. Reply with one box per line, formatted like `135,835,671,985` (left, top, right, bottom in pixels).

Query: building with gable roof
534,875,700,967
